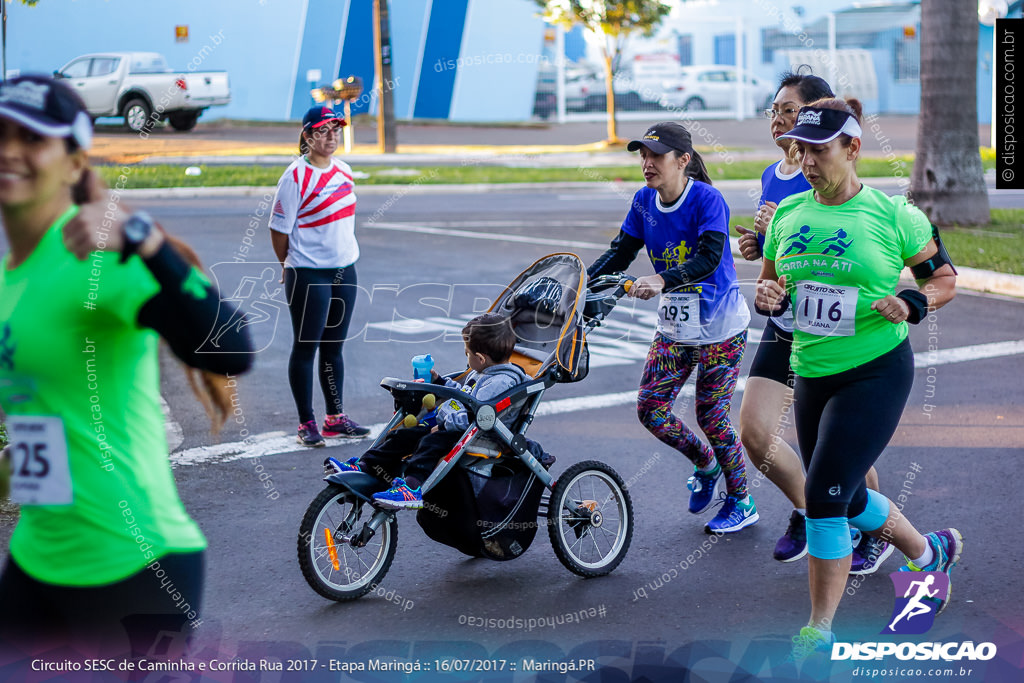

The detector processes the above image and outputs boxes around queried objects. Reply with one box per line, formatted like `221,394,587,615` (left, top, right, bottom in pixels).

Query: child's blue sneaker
372,477,423,510
325,456,361,475
687,465,724,514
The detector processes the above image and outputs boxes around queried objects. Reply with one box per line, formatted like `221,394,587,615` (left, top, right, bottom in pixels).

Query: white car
55,52,230,132
659,66,775,115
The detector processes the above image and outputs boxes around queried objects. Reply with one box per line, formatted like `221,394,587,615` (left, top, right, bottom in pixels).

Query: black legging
0,551,204,656
795,339,914,521
284,265,358,423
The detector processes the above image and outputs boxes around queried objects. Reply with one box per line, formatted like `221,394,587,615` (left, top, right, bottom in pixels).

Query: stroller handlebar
583,273,635,328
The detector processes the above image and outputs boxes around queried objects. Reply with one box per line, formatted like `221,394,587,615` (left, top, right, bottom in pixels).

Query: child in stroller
335,312,529,509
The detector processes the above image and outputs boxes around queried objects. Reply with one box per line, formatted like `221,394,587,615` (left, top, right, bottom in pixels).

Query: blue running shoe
789,626,836,663
773,510,808,562
850,535,895,575
705,495,759,534
372,477,423,510
899,528,963,615
325,456,361,475
687,465,724,514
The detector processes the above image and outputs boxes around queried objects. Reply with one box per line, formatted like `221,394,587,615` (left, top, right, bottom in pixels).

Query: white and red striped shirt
269,157,359,268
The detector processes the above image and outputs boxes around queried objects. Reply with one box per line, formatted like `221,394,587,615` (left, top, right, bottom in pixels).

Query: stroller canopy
490,253,587,380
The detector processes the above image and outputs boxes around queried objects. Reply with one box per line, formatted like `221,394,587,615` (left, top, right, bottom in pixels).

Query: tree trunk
602,51,620,144
911,0,989,226
373,0,398,153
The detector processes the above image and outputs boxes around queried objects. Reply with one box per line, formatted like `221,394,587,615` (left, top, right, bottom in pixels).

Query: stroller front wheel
548,461,633,577
297,485,398,601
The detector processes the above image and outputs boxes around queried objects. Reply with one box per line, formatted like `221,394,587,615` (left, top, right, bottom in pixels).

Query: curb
119,177,915,198
120,185,1023,301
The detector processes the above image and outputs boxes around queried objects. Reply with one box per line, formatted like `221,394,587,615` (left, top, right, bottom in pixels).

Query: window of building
677,34,693,67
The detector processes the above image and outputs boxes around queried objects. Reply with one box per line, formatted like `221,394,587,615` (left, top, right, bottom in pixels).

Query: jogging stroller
297,253,636,601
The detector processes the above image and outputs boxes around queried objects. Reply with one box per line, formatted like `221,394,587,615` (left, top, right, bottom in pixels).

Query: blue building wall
6,0,303,120
449,0,546,121
4,0,543,123
290,0,351,119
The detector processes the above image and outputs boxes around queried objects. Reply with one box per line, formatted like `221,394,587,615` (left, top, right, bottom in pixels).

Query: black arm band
896,289,928,325
754,293,791,317
587,230,645,280
137,241,254,375
659,231,726,291
910,224,958,279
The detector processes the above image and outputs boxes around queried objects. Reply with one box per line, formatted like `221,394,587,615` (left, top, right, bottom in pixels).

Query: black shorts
748,320,794,387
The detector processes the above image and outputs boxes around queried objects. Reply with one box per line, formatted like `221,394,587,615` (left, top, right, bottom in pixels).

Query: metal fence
532,5,921,123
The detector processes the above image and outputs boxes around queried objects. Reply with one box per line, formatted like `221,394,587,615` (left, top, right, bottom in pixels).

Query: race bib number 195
657,292,701,342
795,282,858,337
8,416,73,506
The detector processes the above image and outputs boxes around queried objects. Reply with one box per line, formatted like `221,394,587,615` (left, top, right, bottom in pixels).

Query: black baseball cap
0,74,92,150
626,122,693,155
302,105,346,130
778,106,862,144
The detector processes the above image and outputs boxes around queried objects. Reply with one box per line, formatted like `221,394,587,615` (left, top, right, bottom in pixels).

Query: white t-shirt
269,156,359,269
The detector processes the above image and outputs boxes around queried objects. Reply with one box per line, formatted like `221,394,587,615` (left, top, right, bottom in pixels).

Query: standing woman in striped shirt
270,106,369,446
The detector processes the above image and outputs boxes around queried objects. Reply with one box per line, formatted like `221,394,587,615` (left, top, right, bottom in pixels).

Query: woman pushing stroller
588,122,755,535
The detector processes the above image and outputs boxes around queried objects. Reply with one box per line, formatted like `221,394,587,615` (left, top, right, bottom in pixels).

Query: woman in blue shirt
589,122,754,534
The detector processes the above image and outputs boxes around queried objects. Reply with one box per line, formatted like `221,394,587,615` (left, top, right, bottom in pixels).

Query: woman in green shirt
756,97,960,661
0,75,252,653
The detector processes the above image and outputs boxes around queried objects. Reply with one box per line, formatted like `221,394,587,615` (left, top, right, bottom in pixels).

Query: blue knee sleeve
806,517,853,559
848,489,890,532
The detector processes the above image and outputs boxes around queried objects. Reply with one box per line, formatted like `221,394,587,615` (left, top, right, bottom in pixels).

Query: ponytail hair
685,150,712,185
807,96,864,147
163,234,237,434
298,130,310,156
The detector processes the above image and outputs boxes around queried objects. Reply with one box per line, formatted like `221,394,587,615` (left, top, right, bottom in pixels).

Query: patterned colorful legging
637,331,749,497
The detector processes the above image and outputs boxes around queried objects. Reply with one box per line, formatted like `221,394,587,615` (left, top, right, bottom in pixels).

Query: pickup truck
54,52,230,132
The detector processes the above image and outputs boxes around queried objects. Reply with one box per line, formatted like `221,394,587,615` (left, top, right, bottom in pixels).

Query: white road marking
913,339,1024,368
366,221,607,251
170,336,1024,467
161,396,184,453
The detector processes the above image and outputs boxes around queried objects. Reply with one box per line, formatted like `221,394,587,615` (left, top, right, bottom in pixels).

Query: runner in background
0,75,252,653
588,122,755,534
270,106,369,447
736,70,890,575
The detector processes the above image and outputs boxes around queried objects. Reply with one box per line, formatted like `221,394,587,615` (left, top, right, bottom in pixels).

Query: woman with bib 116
756,98,961,661
588,122,755,534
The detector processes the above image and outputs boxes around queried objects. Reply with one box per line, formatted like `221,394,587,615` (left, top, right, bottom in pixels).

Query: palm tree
911,0,989,226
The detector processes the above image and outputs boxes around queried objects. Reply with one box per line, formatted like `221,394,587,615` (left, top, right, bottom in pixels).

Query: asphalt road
1,188,1022,682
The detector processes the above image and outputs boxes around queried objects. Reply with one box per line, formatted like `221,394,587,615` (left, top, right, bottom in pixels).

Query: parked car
54,52,230,132
570,68,664,113
659,66,775,115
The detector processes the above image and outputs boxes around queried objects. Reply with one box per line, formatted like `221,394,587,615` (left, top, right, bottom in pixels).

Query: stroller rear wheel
548,461,633,577
297,485,398,601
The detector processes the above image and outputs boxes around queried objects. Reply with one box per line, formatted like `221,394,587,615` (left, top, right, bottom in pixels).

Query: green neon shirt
764,185,931,377
0,205,206,586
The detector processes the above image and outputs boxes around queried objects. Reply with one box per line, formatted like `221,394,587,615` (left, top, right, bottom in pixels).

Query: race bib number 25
8,416,73,506
795,282,858,337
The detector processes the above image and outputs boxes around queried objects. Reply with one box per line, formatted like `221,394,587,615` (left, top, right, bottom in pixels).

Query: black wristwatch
120,211,155,263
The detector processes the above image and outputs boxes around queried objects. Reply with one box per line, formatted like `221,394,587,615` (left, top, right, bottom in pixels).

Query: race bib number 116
795,282,858,337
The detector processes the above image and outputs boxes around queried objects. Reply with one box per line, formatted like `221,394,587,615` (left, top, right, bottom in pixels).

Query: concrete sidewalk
92,114,991,165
